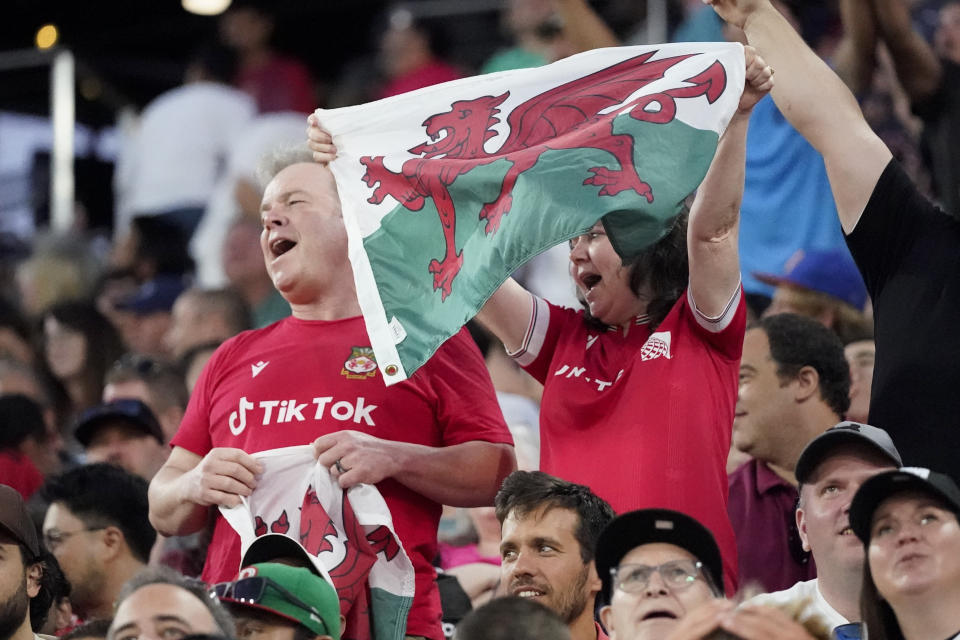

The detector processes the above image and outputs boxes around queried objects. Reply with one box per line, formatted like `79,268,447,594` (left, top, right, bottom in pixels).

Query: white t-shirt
115,82,255,231
747,578,848,630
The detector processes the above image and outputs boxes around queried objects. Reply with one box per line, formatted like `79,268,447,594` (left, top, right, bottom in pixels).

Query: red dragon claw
428,252,464,300
584,167,653,202
479,193,513,234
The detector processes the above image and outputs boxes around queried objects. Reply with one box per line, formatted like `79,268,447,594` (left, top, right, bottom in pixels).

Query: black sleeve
845,159,955,300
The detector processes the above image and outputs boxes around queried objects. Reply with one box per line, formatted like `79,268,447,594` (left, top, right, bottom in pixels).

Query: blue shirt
740,95,850,296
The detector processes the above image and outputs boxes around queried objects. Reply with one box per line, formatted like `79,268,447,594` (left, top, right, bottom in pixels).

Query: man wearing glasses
214,562,341,640
41,464,155,621
594,508,821,640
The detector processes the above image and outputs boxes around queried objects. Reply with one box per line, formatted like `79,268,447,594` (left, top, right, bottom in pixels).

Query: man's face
499,506,598,624
42,503,105,617
798,446,897,573
0,539,41,640
601,543,717,640
733,328,795,458
260,163,352,307
84,422,168,481
110,583,220,640
844,340,875,423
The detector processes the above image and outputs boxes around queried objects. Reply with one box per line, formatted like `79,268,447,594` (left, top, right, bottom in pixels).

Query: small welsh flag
320,43,745,384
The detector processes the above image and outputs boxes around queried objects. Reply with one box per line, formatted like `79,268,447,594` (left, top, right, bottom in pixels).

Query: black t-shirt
846,159,960,480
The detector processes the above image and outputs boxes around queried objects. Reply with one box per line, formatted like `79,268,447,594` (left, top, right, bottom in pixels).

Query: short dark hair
106,353,189,412
758,313,851,417
179,287,253,337
111,567,235,640
455,596,571,640
495,471,615,563
0,393,47,449
62,618,112,640
40,463,156,563
30,550,70,632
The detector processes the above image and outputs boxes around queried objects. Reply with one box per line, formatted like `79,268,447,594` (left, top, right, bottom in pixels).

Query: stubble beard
0,575,29,640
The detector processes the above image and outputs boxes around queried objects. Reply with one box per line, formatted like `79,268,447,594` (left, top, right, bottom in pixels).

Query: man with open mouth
748,421,901,638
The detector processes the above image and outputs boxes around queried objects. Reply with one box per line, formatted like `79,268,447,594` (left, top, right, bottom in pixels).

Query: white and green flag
320,43,745,384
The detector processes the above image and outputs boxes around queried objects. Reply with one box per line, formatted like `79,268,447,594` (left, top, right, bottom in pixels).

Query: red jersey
512,288,744,594
172,315,512,639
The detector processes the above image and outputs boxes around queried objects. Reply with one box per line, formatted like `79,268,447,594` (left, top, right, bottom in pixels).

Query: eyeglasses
210,577,329,635
43,527,106,551
610,559,705,593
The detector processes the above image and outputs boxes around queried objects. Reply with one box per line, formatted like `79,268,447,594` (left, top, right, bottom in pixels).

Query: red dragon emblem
295,485,407,640
360,50,727,300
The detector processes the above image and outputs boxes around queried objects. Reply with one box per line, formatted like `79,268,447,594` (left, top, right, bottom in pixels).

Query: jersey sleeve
170,340,235,456
506,294,571,383
683,284,746,361
423,327,515,447
846,159,957,300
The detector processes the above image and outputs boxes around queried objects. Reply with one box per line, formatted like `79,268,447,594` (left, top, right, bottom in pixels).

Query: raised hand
306,113,337,164
739,45,774,113
702,0,771,30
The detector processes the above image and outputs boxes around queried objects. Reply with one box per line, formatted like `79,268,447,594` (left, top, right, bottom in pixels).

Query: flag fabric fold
318,42,745,384
220,445,415,640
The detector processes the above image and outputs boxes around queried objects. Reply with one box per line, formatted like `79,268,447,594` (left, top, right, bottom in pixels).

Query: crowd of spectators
2,0,960,639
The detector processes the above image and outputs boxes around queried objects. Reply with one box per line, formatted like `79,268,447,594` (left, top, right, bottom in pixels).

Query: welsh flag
220,446,415,640
320,43,745,384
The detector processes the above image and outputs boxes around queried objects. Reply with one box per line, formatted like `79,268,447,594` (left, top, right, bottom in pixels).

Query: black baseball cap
73,398,164,447
850,467,960,543
240,534,323,577
0,484,40,557
595,509,723,603
795,421,902,485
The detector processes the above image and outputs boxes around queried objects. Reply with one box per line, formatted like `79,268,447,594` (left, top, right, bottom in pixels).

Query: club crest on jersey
341,347,377,379
640,331,672,361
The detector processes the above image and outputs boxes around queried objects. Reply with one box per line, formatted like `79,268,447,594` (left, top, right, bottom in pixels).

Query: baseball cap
241,533,320,575
215,562,340,639
73,398,164,447
595,508,723,603
850,467,960,543
795,421,902,485
0,484,40,557
115,275,187,315
754,248,868,310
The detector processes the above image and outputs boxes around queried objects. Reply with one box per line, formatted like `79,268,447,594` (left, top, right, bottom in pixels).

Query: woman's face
43,316,87,380
868,491,960,604
568,223,644,326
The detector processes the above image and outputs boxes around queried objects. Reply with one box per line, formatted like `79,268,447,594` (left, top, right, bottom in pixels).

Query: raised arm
554,0,620,53
705,0,893,233
687,45,773,317
870,0,942,102
832,0,879,96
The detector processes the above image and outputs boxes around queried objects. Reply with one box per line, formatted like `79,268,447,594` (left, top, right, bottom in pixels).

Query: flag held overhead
320,43,746,384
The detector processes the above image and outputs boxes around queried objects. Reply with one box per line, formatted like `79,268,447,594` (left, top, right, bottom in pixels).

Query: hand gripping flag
319,43,746,384
220,446,415,640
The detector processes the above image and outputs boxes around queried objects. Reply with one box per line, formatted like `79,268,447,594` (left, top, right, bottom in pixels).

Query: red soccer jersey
172,316,512,639
512,288,745,594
